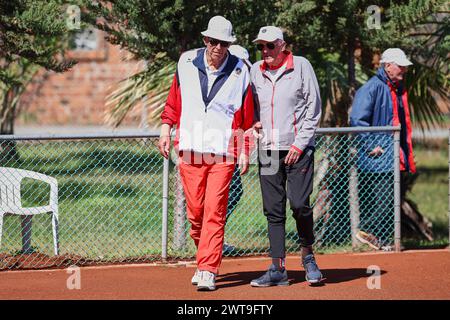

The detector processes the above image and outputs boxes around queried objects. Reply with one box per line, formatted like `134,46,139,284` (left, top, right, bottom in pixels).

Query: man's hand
238,153,249,175
158,124,172,159
158,135,171,159
285,147,302,165
252,121,263,138
369,146,384,157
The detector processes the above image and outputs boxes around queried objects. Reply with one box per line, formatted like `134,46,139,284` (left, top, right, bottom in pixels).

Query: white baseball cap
253,26,284,42
201,16,236,43
229,45,249,60
380,48,413,66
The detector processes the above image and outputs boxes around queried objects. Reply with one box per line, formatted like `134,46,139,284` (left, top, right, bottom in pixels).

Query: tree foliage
92,1,448,129
0,0,77,85
277,0,449,128
0,0,79,135
84,0,278,64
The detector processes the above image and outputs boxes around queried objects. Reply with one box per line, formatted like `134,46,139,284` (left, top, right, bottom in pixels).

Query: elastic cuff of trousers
299,240,315,247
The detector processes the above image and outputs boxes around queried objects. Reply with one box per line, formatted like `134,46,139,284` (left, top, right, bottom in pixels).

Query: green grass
1,140,165,261
1,137,447,268
1,142,347,262
406,139,449,248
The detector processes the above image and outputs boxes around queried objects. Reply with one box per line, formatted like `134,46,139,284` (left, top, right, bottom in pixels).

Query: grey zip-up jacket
250,52,322,152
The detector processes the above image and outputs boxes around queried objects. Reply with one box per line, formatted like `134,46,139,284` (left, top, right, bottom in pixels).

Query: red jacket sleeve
232,85,254,131
232,84,255,157
160,73,181,127
241,85,255,131
243,85,255,157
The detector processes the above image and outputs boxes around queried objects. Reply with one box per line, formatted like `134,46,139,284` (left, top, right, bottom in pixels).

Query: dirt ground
0,249,449,300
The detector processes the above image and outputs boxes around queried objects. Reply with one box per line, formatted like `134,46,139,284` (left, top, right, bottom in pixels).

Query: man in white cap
350,48,416,250
250,26,323,287
158,16,254,291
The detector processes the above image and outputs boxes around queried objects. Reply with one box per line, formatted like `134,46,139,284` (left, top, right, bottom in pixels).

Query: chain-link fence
0,127,400,270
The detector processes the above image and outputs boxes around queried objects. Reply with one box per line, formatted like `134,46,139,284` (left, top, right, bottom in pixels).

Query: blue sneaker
222,242,236,255
250,264,289,287
302,254,323,284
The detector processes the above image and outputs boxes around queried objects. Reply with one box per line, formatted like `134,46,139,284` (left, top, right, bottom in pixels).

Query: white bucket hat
253,26,284,42
380,48,413,66
201,16,236,43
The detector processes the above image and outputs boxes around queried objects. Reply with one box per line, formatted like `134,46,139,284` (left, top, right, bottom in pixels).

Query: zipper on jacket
271,83,275,148
264,68,293,148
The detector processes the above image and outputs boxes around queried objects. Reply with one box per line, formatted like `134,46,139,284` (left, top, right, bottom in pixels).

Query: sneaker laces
201,271,215,281
303,255,319,273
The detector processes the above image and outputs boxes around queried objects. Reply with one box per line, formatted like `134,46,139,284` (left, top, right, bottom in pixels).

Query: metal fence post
349,144,360,250
162,157,169,262
394,129,401,252
173,166,187,250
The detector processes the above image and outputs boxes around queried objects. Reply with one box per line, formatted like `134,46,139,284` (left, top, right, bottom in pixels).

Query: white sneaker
355,230,381,250
191,269,200,285
197,271,216,291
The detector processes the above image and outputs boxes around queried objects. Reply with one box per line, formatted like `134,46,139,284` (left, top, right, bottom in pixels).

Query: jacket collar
376,67,404,93
193,48,238,75
259,50,294,72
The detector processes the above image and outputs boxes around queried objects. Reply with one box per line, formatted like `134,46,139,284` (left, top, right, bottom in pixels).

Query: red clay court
0,249,449,300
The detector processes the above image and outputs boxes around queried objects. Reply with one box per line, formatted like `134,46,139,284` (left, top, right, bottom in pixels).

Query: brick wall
18,30,145,127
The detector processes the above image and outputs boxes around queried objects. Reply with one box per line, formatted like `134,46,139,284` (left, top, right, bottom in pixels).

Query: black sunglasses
208,38,230,47
256,42,276,51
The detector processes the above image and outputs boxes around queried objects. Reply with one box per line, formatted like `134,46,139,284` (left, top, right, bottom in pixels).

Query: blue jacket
351,68,394,128
350,67,415,173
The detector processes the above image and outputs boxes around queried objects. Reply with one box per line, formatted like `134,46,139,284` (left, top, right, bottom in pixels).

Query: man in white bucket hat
201,15,236,42
158,16,254,291
350,48,415,251
199,15,236,71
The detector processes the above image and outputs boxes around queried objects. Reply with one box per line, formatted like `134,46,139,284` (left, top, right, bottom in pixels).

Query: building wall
18,30,145,127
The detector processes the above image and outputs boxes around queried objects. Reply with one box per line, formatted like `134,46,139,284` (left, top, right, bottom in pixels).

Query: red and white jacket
161,48,254,158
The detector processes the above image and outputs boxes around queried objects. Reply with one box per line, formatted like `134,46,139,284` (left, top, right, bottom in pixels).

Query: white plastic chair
0,167,59,255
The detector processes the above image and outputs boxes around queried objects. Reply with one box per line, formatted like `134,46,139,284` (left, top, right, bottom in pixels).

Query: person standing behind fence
158,16,254,291
222,44,253,255
350,48,416,250
250,26,323,286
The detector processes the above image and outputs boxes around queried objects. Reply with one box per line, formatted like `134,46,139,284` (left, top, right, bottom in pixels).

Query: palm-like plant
405,9,450,130
105,57,176,127
406,59,449,130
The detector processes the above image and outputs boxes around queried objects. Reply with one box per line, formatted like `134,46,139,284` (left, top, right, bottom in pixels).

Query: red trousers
179,154,235,274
